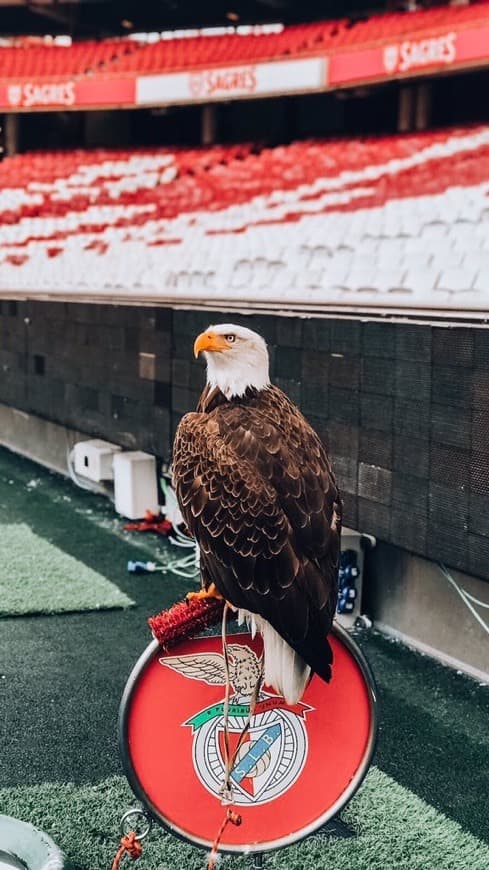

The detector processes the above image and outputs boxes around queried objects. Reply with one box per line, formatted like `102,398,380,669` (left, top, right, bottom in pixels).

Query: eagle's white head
194,323,270,399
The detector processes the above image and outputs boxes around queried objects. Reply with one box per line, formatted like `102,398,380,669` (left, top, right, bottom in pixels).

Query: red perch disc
120,623,377,854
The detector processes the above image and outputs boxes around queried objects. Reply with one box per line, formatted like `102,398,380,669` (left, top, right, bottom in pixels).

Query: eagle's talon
186,583,223,602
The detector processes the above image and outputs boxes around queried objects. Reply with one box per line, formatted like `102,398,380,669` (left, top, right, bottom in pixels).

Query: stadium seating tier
0,126,488,313
0,2,488,80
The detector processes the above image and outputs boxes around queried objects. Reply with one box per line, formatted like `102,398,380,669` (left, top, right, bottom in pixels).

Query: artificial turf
0,445,488,869
356,631,489,844
0,447,188,609
0,522,133,616
1,768,488,870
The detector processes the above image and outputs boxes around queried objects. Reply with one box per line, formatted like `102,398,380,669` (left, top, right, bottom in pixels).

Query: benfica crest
160,644,313,806
121,630,376,851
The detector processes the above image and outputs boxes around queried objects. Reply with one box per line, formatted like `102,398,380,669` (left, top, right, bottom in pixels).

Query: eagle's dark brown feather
172,384,341,684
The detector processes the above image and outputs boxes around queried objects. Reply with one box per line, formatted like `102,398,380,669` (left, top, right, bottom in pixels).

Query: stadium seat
0,3,488,80
0,125,488,313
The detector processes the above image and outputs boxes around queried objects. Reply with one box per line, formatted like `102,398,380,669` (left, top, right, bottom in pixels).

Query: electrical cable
128,533,200,581
128,554,199,580
462,590,489,609
438,563,489,637
163,551,200,580
160,476,200,579
168,529,196,548
66,447,110,496
65,456,199,580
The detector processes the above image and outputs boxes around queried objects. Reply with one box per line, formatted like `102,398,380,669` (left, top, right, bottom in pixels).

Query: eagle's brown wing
172,385,341,683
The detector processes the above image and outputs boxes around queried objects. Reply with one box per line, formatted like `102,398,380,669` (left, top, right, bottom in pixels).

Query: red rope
220,603,263,802
207,809,242,870
110,832,143,870
148,596,257,868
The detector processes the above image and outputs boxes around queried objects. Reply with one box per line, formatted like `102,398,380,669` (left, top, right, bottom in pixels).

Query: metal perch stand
116,597,378,869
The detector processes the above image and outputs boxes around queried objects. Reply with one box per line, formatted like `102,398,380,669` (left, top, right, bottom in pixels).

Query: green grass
0,447,193,611
356,631,489,843
0,768,487,870
0,522,134,616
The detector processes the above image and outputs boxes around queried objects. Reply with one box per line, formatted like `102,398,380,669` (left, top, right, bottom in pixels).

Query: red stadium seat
0,3,487,80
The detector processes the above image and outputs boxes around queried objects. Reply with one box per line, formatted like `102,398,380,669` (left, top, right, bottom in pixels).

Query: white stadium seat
0,126,488,313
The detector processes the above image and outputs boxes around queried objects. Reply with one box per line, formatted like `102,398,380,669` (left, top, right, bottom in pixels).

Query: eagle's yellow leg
186,583,224,602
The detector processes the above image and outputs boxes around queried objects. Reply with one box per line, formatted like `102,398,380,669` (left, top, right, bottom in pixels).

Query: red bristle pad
148,597,225,648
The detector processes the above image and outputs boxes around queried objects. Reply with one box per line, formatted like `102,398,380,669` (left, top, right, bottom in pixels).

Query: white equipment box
73,439,122,482
113,451,159,519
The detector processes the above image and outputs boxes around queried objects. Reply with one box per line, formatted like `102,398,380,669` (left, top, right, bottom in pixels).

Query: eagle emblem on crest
160,643,263,696
160,644,313,806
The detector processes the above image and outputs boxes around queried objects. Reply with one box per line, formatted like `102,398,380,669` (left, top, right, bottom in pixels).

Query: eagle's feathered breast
173,384,342,685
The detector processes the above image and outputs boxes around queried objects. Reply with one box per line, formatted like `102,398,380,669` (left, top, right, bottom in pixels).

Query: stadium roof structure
0,125,488,321
0,0,374,38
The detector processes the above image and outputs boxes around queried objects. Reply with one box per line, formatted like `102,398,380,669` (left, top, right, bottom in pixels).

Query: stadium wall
1,298,488,675
1,298,488,576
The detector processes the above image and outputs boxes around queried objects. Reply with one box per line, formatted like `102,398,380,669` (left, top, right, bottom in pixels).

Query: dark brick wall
1,300,488,581
0,300,171,456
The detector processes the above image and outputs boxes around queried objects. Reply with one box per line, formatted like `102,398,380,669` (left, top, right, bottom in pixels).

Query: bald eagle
172,324,341,704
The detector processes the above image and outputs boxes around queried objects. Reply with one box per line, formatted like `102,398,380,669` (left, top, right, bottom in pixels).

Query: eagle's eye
225,334,236,343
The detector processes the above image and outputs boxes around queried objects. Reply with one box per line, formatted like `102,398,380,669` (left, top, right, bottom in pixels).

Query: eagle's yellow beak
194,331,230,358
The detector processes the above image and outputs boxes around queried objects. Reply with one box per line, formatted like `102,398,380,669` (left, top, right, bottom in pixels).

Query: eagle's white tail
239,610,311,705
